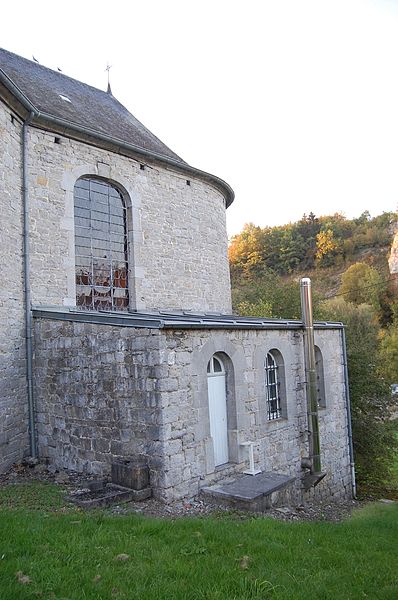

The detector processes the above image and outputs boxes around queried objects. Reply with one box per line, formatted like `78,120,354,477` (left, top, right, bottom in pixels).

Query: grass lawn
0,483,397,600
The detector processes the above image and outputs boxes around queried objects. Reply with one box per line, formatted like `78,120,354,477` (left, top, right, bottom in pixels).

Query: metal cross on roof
105,63,112,94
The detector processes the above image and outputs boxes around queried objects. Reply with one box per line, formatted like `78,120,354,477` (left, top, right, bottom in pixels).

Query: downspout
22,111,37,459
340,327,357,498
300,278,321,474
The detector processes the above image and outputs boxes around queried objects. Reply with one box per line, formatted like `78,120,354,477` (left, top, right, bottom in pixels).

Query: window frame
264,349,287,421
74,177,129,312
207,355,225,376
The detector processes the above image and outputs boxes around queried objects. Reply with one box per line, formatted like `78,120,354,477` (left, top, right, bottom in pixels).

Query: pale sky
2,0,398,236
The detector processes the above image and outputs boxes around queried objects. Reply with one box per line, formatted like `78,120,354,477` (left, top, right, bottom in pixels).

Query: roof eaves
39,112,235,207
32,307,164,329
0,67,39,115
31,307,344,331
0,68,235,208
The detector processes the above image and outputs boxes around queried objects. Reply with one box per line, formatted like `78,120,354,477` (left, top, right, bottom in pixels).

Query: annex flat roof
32,306,344,330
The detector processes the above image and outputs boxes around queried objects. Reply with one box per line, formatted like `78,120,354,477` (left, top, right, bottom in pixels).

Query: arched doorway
207,355,228,466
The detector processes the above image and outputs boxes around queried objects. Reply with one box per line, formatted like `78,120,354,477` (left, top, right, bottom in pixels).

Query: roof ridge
0,46,186,163
0,47,111,97
0,46,234,205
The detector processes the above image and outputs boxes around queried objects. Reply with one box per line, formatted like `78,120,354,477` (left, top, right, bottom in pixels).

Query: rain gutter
0,69,234,207
32,306,346,331
340,327,357,498
32,307,164,329
22,110,37,459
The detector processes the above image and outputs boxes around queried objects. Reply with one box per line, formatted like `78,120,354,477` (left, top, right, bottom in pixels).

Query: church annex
0,48,354,504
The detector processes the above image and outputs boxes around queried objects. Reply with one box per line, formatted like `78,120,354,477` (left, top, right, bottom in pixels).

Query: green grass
0,481,67,511
0,483,397,599
378,420,398,499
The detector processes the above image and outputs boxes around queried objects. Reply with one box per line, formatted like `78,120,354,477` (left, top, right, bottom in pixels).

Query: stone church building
0,48,354,505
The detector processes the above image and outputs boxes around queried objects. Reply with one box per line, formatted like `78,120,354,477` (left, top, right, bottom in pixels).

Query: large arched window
74,177,129,311
265,350,286,420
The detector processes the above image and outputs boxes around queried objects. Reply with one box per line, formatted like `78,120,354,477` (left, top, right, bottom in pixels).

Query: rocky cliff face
389,225,398,274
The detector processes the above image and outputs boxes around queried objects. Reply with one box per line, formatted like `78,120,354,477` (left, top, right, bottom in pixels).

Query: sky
2,0,398,236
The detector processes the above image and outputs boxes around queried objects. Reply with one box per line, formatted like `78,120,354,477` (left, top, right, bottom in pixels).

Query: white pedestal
240,441,261,475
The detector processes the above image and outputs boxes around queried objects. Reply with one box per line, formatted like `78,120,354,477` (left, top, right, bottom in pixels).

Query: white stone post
240,441,261,475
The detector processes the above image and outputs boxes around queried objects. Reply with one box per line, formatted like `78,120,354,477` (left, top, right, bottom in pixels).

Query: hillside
229,210,397,321
229,210,398,496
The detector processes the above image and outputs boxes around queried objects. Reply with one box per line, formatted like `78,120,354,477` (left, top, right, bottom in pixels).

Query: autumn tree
233,276,320,320
339,262,385,312
228,223,265,278
319,298,397,492
295,212,321,269
379,302,398,383
315,228,338,266
229,210,395,279
379,326,398,384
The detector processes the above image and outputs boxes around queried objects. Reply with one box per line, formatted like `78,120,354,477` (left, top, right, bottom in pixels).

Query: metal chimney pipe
300,278,321,474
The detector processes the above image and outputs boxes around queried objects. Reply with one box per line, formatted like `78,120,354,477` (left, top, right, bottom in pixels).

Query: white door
207,356,229,466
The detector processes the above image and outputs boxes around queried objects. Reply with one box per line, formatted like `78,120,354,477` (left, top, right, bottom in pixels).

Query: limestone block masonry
0,91,231,475
27,128,232,313
34,320,165,479
0,102,29,471
0,76,353,510
34,317,353,504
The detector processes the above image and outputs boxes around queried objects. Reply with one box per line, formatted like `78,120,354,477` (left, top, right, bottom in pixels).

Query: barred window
74,178,129,311
265,351,282,420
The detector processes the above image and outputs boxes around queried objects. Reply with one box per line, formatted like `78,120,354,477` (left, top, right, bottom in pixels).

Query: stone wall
33,319,165,480
0,96,232,473
158,327,352,503
27,127,232,312
33,315,353,504
0,101,29,470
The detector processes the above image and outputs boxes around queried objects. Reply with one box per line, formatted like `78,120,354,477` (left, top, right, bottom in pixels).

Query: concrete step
200,471,296,513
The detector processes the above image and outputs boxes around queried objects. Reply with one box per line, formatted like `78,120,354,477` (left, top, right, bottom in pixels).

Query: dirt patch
0,462,365,522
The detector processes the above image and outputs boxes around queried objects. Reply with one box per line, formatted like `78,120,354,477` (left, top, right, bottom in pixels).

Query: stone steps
200,471,296,513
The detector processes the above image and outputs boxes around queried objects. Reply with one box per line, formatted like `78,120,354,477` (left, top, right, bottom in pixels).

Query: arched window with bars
265,349,286,420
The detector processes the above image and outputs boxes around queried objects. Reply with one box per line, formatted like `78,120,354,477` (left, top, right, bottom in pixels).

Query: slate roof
0,47,184,163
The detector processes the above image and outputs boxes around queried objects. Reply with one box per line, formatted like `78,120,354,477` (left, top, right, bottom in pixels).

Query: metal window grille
74,178,129,311
265,352,281,420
